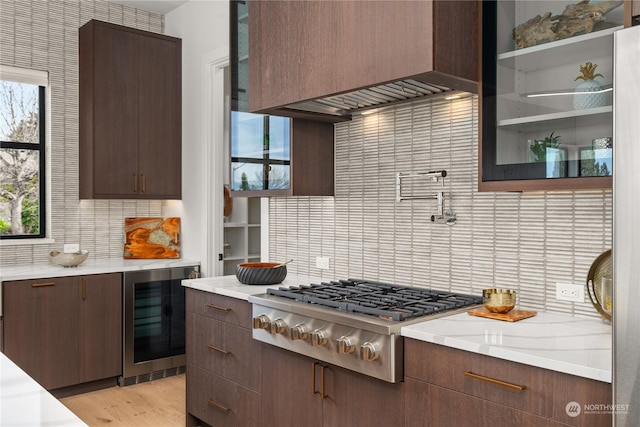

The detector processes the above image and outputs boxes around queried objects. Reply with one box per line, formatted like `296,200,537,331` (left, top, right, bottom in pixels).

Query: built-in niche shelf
223,197,261,276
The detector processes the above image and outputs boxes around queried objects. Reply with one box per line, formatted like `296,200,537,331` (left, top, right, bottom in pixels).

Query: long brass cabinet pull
207,344,230,355
312,362,320,396
207,399,231,413
81,278,86,300
464,371,526,391
32,282,55,287
206,303,231,312
141,173,146,193
133,173,138,193
311,362,328,399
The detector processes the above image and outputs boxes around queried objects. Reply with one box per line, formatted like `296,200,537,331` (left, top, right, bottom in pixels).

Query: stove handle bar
464,371,526,391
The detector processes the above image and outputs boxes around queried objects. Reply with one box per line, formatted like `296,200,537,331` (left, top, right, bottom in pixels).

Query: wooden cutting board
124,217,180,259
468,307,537,322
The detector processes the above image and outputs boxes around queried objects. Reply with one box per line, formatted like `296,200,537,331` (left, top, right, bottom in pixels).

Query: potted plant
574,62,605,110
529,132,561,162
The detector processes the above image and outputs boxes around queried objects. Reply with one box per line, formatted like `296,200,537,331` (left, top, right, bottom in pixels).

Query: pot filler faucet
395,170,457,225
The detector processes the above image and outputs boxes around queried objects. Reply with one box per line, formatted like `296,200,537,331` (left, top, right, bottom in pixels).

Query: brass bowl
483,289,516,314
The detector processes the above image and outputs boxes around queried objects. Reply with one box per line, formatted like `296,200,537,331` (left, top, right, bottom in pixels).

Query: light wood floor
60,374,185,427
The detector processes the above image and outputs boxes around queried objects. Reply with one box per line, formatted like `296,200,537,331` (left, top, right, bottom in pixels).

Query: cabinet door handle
133,173,138,193
464,371,526,391
207,344,230,355
320,365,328,399
32,282,55,287
312,361,321,396
141,173,146,193
207,399,231,413
81,278,86,300
206,303,231,312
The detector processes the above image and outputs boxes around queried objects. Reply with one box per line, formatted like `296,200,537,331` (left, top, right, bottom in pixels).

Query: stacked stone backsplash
269,96,612,318
0,0,167,266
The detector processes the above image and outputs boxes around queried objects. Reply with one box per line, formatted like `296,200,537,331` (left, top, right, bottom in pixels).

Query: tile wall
0,0,166,266
269,96,612,318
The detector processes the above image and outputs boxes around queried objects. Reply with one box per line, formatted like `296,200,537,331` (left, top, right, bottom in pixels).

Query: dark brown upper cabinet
479,0,627,192
247,0,479,122
79,20,182,199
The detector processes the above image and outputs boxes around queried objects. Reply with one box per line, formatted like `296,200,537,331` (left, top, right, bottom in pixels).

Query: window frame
0,66,48,240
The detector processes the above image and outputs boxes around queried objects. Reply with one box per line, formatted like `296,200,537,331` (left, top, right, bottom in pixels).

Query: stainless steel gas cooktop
249,279,481,383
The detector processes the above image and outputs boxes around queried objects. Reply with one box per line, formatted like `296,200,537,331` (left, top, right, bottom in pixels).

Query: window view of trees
0,80,44,238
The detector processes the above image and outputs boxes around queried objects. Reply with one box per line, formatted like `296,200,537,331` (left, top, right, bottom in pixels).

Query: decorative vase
573,79,606,110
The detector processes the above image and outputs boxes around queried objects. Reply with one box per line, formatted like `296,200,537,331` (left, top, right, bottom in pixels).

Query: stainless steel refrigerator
613,24,640,427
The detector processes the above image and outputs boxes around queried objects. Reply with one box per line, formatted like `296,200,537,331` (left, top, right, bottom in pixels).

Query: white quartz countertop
0,258,201,282
181,274,322,300
0,352,87,427
401,310,612,383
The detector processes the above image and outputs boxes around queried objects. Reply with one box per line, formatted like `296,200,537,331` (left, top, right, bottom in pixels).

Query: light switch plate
64,243,80,253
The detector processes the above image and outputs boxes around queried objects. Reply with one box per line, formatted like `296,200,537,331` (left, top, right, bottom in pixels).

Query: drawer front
186,313,262,392
186,288,252,328
224,323,261,392
187,364,260,427
405,339,552,418
405,339,612,426
186,312,225,376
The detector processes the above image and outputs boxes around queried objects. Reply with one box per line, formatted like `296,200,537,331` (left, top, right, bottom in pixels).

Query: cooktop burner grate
267,279,482,321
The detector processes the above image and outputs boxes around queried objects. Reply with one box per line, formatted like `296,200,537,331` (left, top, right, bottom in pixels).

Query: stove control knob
252,314,270,330
360,342,380,362
337,336,356,354
291,324,309,341
270,318,287,335
310,329,329,346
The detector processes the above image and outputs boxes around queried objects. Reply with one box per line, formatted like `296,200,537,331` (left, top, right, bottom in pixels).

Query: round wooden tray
586,249,612,321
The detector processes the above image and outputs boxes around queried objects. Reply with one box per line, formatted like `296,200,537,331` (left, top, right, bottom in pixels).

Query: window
0,66,47,239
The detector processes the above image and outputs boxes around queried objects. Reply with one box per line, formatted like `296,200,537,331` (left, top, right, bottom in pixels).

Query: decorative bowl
235,262,287,285
482,289,516,314
50,250,89,268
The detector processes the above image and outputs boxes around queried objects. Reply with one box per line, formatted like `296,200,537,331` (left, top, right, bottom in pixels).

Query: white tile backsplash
269,96,612,318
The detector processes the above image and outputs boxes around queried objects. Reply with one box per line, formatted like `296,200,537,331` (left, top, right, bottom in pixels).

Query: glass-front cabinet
230,0,293,196
481,0,623,191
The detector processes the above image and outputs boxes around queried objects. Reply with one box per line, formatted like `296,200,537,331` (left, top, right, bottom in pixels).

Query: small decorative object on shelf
529,132,561,162
574,62,606,109
512,0,623,49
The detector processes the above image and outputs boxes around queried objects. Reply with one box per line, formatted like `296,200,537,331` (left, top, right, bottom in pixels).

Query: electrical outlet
556,283,584,302
316,257,330,270
63,243,80,253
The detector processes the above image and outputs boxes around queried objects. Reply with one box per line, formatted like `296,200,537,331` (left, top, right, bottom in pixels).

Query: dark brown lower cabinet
404,338,612,427
2,274,121,391
261,343,405,427
186,289,262,427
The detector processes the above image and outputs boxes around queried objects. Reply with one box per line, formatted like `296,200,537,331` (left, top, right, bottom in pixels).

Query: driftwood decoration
513,0,623,49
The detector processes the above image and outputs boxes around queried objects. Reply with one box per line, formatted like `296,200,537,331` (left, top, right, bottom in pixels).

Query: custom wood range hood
248,0,479,122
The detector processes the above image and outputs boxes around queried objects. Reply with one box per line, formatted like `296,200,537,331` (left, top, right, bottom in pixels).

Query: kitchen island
0,352,87,426
183,274,611,382
183,275,613,426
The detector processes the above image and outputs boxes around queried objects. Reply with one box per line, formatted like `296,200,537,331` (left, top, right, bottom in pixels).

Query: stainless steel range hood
284,79,457,117
263,73,477,121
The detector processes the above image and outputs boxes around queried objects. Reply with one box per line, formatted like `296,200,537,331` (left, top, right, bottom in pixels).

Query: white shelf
498,26,621,72
497,106,612,132
221,197,261,275
224,222,247,228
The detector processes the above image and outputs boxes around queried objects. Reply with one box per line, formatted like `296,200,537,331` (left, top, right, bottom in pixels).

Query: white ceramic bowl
50,250,89,267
